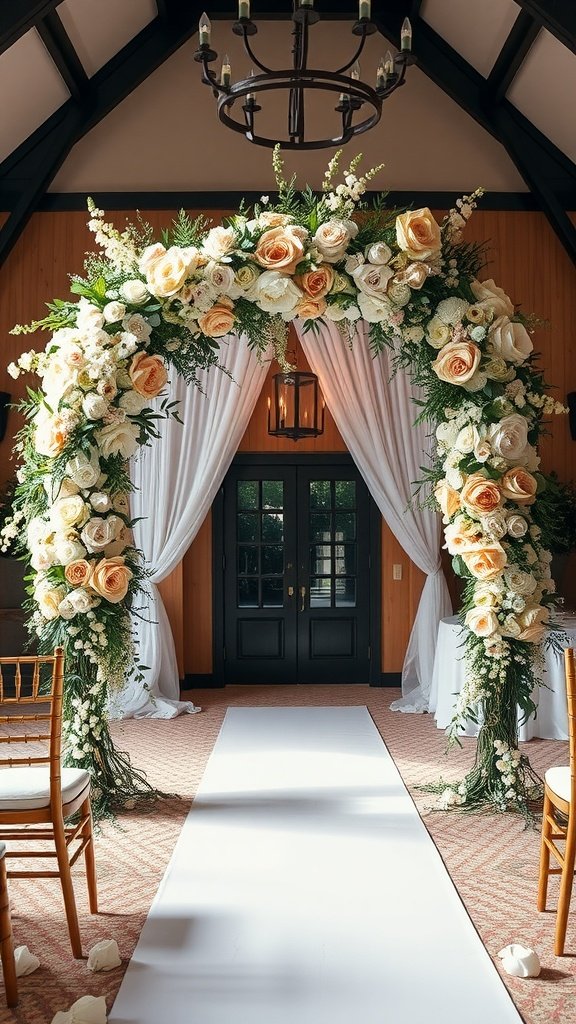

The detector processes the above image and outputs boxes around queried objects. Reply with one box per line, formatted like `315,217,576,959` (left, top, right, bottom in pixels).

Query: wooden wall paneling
157,561,184,678
183,512,213,675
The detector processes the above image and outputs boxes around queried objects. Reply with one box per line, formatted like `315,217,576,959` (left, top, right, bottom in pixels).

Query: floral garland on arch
3,148,566,817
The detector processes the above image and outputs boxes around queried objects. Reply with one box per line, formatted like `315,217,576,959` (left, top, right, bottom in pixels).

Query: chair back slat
564,648,576,781
0,650,65,797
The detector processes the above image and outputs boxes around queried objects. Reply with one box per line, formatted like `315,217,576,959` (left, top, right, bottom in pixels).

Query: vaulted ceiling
0,0,575,265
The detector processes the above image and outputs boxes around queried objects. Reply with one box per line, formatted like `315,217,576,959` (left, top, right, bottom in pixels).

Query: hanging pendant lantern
267,370,325,442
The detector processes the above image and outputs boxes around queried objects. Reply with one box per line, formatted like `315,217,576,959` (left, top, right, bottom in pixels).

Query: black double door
215,456,379,684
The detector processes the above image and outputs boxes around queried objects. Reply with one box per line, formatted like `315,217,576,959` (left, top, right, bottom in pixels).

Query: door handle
300,585,306,612
287,586,294,598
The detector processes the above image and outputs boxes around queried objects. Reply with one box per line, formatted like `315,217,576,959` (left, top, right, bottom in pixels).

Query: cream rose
487,414,529,462
296,297,327,319
470,278,514,318
460,474,502,517
506,514,528,538
427,320,451,352
352,262,394,298
483,357,515,382
89,492,112,513
503,568,537,596
234,264,260,293
90,556,133,604
455,424,480,454
357,292,392,324
52,533,87,565
202,226,236,260
366,241,392,265
121,279,149,305
81,515,123,553
118,390,147,416
95,421,140,460
34,413,69,457
474,581,503,608
65,559,92,587
313,219,358,263
129,352,168,399
198,300,236,338
146,246,189,297
465,607,499,637
257,211,294,228
474,438,492,463
66,450,100,489
65,588,94,614
203,262,236,295
500,614,522,639
254,226,306,275
488,316,533,365
82,393,109,421
434,480,460,520
103,301,126,323
36,584,66,620
139,242,166,275
480,510,507,541
500,466,538,506
50,495,89,530
461,542,507,580
294,266,334,299
395,207,441,260
431,341,481,385
122,313,152,343
254,271,302,315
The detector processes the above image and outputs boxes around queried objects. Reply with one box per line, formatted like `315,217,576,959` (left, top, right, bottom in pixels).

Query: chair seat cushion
545,766,572,804
0,767,90,811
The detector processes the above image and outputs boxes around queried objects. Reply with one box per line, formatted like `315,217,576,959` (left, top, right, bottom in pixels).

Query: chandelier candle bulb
384,50,394,76
351,60,361,80
300,0,314,7
401,17,412,51
376,59,386,88
359,0,371,19
221,54,231,87
199,12,211,46
238,0,250,18
247,68,256,102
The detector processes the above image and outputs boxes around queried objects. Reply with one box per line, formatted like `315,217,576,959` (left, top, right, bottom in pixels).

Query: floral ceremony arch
3,150,566,818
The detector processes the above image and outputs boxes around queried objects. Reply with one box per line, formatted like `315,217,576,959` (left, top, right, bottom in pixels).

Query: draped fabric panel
294,319,452,711
110,336,270,719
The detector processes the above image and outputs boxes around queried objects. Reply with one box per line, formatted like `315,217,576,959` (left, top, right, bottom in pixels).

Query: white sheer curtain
109,336,270,719
295,319,452,712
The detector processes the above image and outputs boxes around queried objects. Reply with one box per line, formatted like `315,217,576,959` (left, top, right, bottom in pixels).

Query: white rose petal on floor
109,707,522,1024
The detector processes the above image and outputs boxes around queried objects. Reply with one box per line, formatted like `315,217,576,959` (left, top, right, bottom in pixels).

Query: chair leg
80,797,98,914
53,814,83,959
0,857,18,1008
555,823,576,956
537,791,553,911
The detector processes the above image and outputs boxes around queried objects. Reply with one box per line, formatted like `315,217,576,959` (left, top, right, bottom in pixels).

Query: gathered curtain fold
110,336,270,719
294,319,452,711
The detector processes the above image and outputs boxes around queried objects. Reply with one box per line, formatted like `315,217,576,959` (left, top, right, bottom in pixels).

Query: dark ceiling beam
513,0,576,55
0,0,61,56
485,11,540,103
373,7,576,265
36,10,90,102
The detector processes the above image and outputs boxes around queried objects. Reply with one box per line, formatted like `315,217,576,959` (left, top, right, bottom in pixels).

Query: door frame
212,453,382,685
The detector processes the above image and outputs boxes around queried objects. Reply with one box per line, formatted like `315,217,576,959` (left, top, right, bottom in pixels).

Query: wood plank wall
0,208,575,677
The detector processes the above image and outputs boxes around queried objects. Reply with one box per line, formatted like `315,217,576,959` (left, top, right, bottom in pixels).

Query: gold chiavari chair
0,841,17,1007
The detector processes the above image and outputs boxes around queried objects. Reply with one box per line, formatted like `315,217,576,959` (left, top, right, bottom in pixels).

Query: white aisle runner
110,707,521,1024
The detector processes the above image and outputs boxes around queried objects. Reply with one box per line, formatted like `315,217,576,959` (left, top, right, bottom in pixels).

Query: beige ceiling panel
58,0,158,77
52,20,526,194
0,28,70,164
508,29,576,164
421,0,519,76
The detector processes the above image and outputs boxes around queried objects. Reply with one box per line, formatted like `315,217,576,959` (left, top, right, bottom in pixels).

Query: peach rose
34,414,69,457
198,299,236,338
443,520,482,555
90,556,133,604
257,212,294,228
65,559,92,587
296,296,327,319
461,542,507,580
500,466,538,506
434,480,460,520
146,246,189,297
431,341,481,385
254,226,305,275
465,607,499,637
128,352,168,400
460,474,502,517
395,208,441,260
393,262,431,289
294,266,334,299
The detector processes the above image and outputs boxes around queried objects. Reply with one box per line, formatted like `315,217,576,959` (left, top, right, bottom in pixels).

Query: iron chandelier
193,2,414,150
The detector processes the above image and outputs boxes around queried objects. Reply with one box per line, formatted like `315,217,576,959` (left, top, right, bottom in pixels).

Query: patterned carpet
5,685,576,1024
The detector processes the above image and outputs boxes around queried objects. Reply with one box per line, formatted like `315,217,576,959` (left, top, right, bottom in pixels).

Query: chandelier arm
200,63,229,97
334,33,368,75
241,34,276,76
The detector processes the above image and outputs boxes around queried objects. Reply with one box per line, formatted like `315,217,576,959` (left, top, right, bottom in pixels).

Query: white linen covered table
429,614,576,740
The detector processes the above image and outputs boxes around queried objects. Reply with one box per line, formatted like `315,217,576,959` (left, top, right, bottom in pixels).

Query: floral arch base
4,151,565,819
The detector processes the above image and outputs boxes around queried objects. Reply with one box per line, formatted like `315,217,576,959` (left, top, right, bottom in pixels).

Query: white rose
470,278,514,318
30,543,57,572
313,219,358,263
66,588,94,614
81,515,123,553
202,226,236,260
82,393,109,421
138,242,166,275
504,569,537,596
66,450,101,489
506,514,528,538
352,262,394,298
436,421,459,447
474,438,492,463
445,467,465,489
43,476,80,502
36,584,66,620
118,390,148,416
121,279,149,305
28,516,53,547
480,510,507,540
52,534,87,565
203,262,236,295
357,292,393,324
426,318,451,349
90,492,112,513
454,424,479,454
474,581,503,608
122,313,152,343
487,414,529,461
50,495,89,530
95,421,140,459
57,596,77,620
500,614,522,638
146,247,189,298
324,302,360,322
366,241,392,265
488,316,533,365
41,357,77,405
102,301,126,323
75,299,105,334
254,271,302,315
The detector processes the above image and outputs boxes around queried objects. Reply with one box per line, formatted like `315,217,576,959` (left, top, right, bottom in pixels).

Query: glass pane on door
236,480,286,609
308,480,358,608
